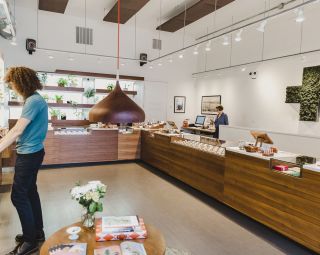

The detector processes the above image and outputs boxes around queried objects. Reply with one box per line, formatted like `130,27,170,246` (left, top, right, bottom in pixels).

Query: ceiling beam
157,0,235,33
38,0,69,14
104,0,150,24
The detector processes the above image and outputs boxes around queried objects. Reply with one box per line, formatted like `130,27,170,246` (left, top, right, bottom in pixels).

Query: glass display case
270,155,317,178
172,135,225,156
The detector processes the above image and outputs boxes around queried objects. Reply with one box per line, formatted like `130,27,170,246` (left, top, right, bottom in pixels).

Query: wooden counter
141,131,225,202
43,129,141,165
224,150,320,254
141,130,320,253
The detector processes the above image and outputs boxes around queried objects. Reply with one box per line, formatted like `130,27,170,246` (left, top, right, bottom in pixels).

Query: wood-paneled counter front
141,131,225,202
141,130,320,253
43,129,141,166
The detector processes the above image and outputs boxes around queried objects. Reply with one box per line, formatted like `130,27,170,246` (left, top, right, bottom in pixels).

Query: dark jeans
11,149,45,243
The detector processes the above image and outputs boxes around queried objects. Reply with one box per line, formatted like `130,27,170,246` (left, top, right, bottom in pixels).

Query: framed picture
174,96,186,113
201,95,221,115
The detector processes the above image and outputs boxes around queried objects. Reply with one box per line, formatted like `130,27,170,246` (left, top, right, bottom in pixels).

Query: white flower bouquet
71,181,107,228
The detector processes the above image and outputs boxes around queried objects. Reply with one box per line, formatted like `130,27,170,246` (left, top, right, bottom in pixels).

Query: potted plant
68,75,78,87
37,72,48,85
83,87,96,104
61,112,67,120
54,95,63,104
57,78,68,87
42,94,49,102
106,83,114,91
50,108,60,121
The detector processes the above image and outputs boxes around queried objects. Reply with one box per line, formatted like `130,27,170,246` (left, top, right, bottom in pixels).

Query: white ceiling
15,0,307,40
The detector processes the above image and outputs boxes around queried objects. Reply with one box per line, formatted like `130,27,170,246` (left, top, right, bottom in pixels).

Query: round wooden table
40,222,166,255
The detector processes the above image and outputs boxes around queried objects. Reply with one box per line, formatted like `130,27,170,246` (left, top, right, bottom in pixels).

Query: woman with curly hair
0,67,48,255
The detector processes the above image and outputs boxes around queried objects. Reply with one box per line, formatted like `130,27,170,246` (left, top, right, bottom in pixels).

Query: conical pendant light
89,0,145,124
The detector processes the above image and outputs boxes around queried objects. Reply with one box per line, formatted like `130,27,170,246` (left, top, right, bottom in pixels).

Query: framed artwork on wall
201,95,221,115
174,96,186,113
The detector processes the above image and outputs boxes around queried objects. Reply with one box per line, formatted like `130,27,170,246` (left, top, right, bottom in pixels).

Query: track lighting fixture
222,35,230,46
10,37,17,46
193,45,199,55
295,8,305,23
257,20,267,33
205,40,212,51
235,29,243,42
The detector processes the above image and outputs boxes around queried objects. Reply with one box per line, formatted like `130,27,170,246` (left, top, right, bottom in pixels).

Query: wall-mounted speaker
140,53,147,67
26,39,36,55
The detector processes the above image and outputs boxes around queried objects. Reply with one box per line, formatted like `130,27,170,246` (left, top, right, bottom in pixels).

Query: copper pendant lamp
89,0,145,124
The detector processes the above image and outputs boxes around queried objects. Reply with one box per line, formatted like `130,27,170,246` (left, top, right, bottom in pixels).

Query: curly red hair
4,66,43,100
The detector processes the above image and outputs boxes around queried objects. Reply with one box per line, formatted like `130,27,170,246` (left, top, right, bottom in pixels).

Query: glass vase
81,208,95,230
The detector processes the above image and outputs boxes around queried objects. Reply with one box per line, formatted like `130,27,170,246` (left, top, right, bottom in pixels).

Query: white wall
194,0,320,137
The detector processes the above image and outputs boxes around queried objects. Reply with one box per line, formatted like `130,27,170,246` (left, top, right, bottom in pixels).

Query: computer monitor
195,115,206,126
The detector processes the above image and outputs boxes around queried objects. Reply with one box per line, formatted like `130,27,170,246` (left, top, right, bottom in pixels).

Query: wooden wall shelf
8,101,94,108
43,86,85,92
95,89,137,95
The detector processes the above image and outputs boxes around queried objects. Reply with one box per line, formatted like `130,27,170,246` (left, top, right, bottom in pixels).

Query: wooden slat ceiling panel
104,0,150,24
38,0,69,14
157,0,235,32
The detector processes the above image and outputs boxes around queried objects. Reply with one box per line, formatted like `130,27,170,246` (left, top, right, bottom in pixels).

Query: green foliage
299,66,320,121
285,86,301,103
42,94,49,102
54,95,63,101
50,108,60,117
83,87,96,98
285,66,320,122
57,78,68,87
107,83,114,91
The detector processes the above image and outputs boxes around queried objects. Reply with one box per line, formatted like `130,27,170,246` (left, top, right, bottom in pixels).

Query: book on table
94,241,147,255
96,216,148,241
49,243,87,255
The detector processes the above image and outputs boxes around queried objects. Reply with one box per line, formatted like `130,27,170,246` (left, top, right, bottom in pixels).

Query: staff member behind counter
213,105,229,139
0,67,48,255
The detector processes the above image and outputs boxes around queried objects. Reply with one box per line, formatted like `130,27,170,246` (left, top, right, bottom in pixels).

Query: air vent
76,26,93,45
152,39,162,50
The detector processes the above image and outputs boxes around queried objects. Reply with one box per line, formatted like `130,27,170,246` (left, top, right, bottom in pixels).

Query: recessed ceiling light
68,57,74,61
149,65,153,69
48,55,54,59
193,45,199,55
241,67,246,72
121,63,125,66
178,53,184,59
158,62,163,66
168,58,173,63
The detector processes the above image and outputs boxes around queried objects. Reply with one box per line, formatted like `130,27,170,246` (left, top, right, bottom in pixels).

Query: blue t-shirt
16,92,48,154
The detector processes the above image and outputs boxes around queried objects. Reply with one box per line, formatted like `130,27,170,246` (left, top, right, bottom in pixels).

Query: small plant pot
56,100,63,104
58,84,65,88
51,116,58,121
61,115,67,120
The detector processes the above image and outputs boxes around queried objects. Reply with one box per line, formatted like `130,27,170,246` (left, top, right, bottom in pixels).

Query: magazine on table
48,243,87,255
96,217,148,241
102,216,140,230
94,241,147,255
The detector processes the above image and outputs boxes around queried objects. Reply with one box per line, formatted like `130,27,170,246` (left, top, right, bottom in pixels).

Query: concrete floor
0,163,317,255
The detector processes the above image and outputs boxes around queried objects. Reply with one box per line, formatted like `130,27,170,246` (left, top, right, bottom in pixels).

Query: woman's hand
0,118,30,153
